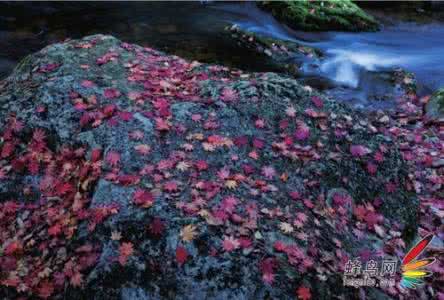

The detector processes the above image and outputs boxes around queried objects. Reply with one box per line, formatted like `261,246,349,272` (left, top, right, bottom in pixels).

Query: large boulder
0,35,418,299
258,0,379,32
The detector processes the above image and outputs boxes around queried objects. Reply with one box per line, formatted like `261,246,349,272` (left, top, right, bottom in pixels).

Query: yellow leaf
280,172,289,182
202,142,216,152
279,222,294,234
111,230,122,241
180,224,197,242
225,180,238,190
176,161,190,172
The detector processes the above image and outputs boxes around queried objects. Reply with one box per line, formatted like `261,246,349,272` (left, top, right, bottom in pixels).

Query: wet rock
426,87,444,121
257,0,379,32
225,25,320,77
121,287,150,300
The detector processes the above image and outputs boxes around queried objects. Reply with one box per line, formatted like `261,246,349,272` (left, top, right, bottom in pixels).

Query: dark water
1,2,444,107
0,2,282,79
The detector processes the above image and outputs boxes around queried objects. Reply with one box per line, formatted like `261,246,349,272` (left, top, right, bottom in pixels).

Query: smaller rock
264,49,272,57
378,115,390,124
425,88,444,121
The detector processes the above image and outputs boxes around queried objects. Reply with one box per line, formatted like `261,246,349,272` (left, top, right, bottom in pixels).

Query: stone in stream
0,35,417,299
226,26,418,110
257,0,379,32
426,87,444,122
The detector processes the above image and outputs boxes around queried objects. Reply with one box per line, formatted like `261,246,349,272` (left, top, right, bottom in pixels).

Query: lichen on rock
426,87,444,122
0,35,419,299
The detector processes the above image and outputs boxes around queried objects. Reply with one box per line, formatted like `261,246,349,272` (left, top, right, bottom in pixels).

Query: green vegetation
426,88,444,120
433,88,444,110
259,0,379,32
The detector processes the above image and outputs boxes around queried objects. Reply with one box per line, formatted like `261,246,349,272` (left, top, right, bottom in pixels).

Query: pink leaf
295,121,310,141
350,144,371,157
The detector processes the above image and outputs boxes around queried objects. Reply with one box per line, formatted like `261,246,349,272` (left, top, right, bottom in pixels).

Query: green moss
259,0,379,32
433,88,444,111
426,88,444,120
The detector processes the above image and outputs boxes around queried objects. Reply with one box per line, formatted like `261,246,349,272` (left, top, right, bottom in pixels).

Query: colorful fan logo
401,234,435,289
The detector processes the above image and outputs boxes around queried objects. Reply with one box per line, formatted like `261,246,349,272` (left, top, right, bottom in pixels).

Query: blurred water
230,4,444,93
314,24,444,91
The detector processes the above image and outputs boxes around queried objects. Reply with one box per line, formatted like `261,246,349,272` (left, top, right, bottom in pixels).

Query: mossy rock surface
426,88,444,121
0,35,417,300
259,0,379,32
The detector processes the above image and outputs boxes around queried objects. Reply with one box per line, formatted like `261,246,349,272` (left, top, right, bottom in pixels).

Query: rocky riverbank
0,35,442,300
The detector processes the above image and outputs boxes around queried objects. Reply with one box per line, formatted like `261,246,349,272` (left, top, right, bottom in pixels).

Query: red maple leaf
234,135,249,147
238,237,252,249
37,280,55,299
149,217,165,237
385,181,397,193
364,211,380,227
28,159,40,175
32,128,46,142
163,180,179,192
4,240,22,255
222,236,240,252
81,80,95,88
374,151,384,163
289,191,301,200
119,111,133,122
220,88,238,102
39,63,60,73
106,151,121,168
0,168,7,180
195,160,208,171
220,196,238,214
104,88,121,99
366,162,377,175
155,117,171,131
70,271,83,287
252,138,265,149
153,98,171,117
273,241,287,252
133,189,154,208
353,204,367,221
117,174,140,186
10,118,24,133
134,144,151,156
259,257,278,285
48,223,62,236
102,104,117,117
296,285,312,300
332,192,351,207
295,121,310,141
56,182,73,196
90,148,102,162
255,118,266,129
129,130,144,140
118,242,134,266
350,144,371,157
261,166,276,179
311,96,324,108
1,142,15,158
176,246,188,266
